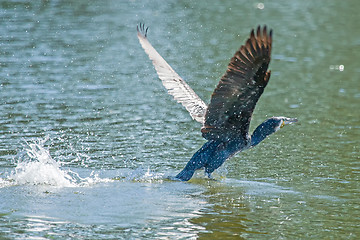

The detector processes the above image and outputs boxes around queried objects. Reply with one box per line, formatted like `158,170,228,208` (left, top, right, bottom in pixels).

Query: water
1,0,359,239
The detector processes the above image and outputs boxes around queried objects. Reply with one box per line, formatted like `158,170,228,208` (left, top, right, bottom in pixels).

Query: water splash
126,167,164,183
8,137,111,187
2,137,169,188
10,137,74,187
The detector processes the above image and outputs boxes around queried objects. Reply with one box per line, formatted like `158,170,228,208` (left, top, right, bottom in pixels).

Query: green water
0,0,359,239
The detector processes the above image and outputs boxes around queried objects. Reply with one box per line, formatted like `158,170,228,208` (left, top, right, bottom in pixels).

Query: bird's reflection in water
185,179,256,239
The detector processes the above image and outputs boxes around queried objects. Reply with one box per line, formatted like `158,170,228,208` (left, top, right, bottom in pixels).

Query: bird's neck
250,119,277,147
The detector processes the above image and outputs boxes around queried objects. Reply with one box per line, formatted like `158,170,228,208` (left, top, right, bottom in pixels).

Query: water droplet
256,3,264,9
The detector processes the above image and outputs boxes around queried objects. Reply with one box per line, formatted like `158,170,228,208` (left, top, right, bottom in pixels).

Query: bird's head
250,116,298,147
270,116,298,132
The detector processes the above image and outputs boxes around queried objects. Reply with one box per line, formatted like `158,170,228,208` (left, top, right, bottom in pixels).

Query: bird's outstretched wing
201,26,272,141
137,23,207,123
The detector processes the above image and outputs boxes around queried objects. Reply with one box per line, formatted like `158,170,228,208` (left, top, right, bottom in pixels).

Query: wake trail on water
0,137,166,188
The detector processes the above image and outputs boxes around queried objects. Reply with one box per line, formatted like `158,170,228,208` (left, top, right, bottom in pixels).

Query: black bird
137,23,297,181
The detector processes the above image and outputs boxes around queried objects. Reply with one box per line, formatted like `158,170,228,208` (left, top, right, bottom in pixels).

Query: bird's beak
281,118,298,128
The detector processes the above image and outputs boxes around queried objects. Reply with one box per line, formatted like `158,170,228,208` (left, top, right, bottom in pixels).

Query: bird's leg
204,171,219,181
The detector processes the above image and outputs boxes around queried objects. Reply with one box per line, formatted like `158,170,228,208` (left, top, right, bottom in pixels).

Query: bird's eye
280,120,285,128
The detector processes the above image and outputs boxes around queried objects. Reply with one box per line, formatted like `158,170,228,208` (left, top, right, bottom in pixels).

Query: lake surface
1,0,359,239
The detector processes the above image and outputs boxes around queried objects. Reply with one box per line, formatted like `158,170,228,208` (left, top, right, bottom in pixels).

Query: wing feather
201,26,273,141
137,23,207,123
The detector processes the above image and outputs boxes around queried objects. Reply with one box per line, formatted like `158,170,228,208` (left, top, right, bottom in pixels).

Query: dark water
1,1,359,239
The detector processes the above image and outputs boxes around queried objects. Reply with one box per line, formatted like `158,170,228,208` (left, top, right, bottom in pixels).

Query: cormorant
137,23,297,181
